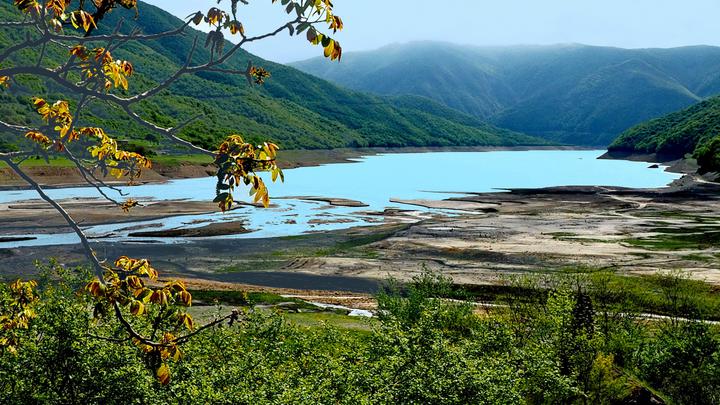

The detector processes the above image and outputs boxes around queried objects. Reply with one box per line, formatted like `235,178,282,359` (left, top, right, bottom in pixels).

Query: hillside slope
0,3,544,153
608,95,720,172
293,42,720,146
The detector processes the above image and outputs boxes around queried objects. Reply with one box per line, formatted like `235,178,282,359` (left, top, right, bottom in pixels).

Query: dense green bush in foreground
1,266,719,404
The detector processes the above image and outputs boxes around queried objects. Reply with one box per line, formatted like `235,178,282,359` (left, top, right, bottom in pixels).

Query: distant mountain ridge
0,3,545,153
292,42,720,146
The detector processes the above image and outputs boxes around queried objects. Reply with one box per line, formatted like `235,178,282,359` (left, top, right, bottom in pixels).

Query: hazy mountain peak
292,42,720,146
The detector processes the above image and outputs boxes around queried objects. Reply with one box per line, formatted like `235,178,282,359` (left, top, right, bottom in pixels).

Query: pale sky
144,0,720,63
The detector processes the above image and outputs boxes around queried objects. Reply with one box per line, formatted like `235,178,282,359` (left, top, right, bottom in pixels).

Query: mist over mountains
293,42,720,146
4,1,719,153
0,2,544,153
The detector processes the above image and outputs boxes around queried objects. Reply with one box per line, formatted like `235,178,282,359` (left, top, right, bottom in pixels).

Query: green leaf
296,22,310,34
213,192,230,203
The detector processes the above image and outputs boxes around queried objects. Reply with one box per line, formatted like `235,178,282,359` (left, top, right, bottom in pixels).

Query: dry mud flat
221,176,720,287
0,198,224,235
349,177,720,284
3,176,720,295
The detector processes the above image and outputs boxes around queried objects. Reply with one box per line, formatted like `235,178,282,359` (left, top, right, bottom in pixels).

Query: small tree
0,0,343,384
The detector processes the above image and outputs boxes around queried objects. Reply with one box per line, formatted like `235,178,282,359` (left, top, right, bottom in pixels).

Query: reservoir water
0,150,682,247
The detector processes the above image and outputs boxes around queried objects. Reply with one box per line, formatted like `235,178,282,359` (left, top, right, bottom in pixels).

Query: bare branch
0,21,35,28
0,156,107,278
169,113,203,135
0,35,46,63
63,148,123,206
47,20,192,44
120,104,214,156
111,301,236,349
112,301,162,346
0,150,31,159
86,333,132,343
241,20,299,45
35,40,47,67
0,119,31,134
173,312,238,345
85,166,128,196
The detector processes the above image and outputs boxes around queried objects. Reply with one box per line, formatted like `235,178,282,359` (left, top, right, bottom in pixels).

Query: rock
129,222,252,238
308,218,355,225
0,236,37,243
282,196,369,207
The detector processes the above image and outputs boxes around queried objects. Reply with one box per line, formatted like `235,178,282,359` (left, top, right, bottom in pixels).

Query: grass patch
0,154,212,169
151,154,214,167
633,210,720,223
456,269,720,320
624,229,720,251
216,258,286,273
285,311,375,332
312,226,405,257
545,232,616,244
545,232,578,238
190,290,374,333
0,156,75,169
583,271,720,320
214,227,405,274
190,290,318,310
681,254,716,263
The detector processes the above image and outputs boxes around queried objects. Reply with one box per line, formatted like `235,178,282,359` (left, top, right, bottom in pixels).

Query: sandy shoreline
0,145,598,191
2,146,716,301
3,174,720,295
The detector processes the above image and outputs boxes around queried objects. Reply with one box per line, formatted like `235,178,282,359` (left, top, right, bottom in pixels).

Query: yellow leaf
71,10,96,32
178,290,192,306
156,363,171,385
129,300,144,316
126,275,143,289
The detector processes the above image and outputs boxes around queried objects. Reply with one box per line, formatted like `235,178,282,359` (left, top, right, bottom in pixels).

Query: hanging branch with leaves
0,0,344,385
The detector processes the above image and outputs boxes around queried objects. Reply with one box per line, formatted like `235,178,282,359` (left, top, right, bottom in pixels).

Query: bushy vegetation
610,95,720,172
3,264,720,404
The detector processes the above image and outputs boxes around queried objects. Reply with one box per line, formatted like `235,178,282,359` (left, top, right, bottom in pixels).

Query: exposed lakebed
0,150,681,248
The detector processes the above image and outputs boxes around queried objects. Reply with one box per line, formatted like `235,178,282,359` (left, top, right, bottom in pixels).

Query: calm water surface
0,150,681,247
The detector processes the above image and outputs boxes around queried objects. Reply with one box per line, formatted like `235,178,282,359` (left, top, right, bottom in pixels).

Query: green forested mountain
609,95,720,172
0,2,544,153
292,42,720,146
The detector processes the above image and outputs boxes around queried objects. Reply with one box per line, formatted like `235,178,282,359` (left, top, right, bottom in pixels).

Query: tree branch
86,333,131,343
0,20,35,27
47,20,192,44
120,104,214,156
0,150,31,159
174,312,237,345
0,35,46,63
63,148,124,206
0,119,31,134
0,156,107,278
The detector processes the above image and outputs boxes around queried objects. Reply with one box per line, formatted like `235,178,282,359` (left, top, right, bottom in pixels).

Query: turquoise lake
0,150,682,247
